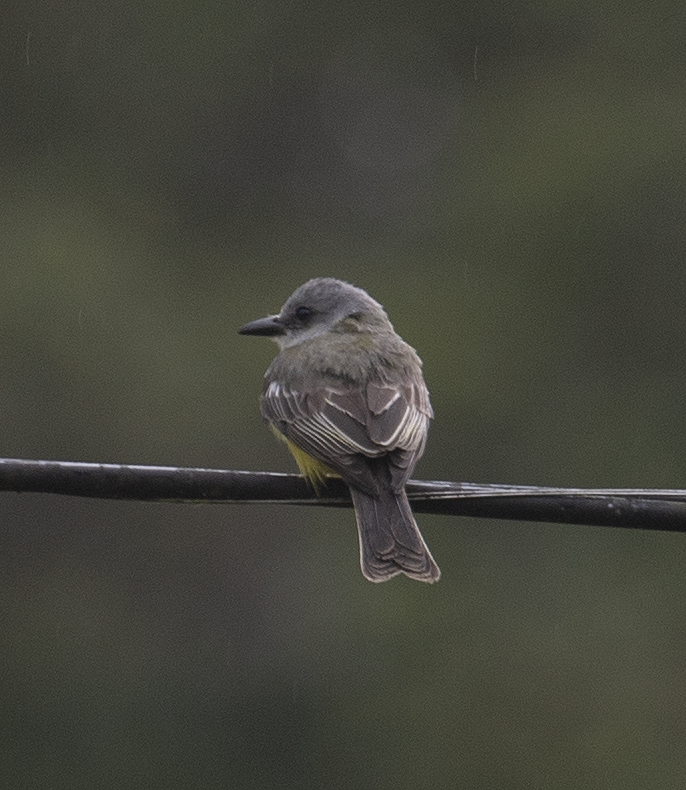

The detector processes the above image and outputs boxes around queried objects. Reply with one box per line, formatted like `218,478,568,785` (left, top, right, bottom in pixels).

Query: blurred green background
2,0,686,787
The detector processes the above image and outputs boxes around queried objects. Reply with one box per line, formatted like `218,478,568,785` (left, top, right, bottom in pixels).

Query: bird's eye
295,306,312,322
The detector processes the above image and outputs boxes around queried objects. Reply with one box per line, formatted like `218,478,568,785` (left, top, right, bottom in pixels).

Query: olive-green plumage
239,277,440,583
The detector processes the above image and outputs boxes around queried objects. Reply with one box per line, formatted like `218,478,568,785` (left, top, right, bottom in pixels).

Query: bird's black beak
238,315,285,337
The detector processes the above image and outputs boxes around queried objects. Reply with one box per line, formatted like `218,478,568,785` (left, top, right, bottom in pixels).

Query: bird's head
238,278,391,349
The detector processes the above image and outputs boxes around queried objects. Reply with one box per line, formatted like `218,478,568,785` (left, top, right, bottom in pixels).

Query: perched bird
239,278,440,583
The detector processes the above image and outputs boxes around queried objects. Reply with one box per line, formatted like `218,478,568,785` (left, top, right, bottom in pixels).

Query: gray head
238,278,392,348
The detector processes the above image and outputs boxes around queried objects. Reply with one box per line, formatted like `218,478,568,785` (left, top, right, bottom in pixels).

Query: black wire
1,457,686,531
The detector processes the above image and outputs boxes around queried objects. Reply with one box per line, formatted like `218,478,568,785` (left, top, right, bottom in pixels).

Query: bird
239,277,440,583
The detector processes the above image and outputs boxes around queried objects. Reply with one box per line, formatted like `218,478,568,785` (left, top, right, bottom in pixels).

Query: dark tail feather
349,486,441,583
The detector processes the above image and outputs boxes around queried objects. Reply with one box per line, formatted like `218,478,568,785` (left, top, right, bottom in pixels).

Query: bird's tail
349,486,441,583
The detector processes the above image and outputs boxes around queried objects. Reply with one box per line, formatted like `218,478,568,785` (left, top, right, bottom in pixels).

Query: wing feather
262,371,431,495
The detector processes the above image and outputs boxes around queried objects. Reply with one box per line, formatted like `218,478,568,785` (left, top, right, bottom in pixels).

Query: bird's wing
261,377,432,494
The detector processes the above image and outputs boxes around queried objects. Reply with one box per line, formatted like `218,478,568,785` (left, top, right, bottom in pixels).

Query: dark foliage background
2,1,686,787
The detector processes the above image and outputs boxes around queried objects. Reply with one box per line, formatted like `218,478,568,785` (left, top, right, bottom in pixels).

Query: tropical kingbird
238,278,440,583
